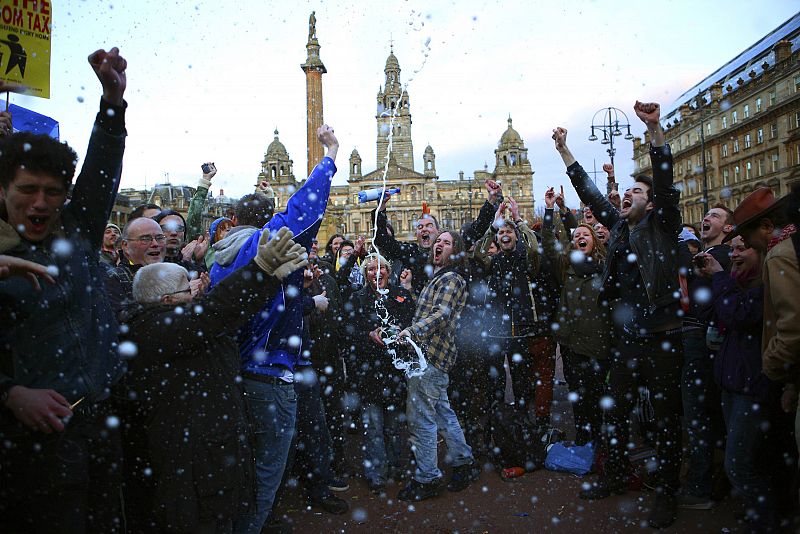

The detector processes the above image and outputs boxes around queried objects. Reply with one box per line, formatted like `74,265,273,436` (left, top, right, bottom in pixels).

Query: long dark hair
430,229,466,270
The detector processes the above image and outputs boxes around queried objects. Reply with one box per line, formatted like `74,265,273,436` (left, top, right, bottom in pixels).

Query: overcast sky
11,1,799,207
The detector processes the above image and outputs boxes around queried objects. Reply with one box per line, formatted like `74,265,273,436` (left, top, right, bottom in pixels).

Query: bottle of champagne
358,187,400,203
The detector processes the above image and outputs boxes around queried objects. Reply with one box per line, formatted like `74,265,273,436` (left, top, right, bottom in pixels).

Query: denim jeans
680,328,720,498
233,379,297,534
290,367,334,502
406,365,474,484
362,402,406,485
720,390,772,517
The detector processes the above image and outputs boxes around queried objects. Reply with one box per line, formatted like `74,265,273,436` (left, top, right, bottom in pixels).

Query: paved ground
278,467,743,533
277,356,748,533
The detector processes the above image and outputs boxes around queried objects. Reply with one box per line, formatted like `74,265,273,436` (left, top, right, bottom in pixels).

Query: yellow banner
0,0,51,98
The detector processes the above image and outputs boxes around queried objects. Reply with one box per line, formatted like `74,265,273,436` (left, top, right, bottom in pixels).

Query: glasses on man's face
128,234,167,244
164,287,191,297
160,224,185,234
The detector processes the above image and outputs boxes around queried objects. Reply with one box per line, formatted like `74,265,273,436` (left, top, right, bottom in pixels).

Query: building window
706,149,712,163
734,165,740,182
745,161,752,179
743,104,749,119
758,159,765,176
732,110,738,124
769,90,776,107
722,116,728,129
771,123,778,139
687,158,692,173
771,153,779,172
722,168,729,186
722,143,728,158
706,123,712,136
733,139,740,153
756,96,762,112
796,145,800,166
795,112,800,129
757,128,764,144
744,134,752,149
795,75,800,92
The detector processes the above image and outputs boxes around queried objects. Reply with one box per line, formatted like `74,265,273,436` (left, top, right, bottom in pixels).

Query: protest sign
0,0,52,98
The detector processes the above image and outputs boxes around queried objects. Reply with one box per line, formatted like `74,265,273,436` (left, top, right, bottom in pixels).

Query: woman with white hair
117,228,306,533
343,253,415,494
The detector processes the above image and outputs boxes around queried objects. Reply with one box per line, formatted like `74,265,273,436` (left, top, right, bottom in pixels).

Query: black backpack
489,403,561,471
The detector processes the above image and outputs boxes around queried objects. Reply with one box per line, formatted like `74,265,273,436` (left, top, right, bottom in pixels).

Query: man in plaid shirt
397,231,480,501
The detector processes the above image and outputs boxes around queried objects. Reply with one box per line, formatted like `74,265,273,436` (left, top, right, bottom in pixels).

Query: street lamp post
694,91,711,216
589,107,634,193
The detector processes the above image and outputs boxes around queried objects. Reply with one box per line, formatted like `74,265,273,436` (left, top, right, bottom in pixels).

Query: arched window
510,153,517,166
410,186,418,201
271,166,277,179
427,161,432,170
280,166,285,176
352,164,358,174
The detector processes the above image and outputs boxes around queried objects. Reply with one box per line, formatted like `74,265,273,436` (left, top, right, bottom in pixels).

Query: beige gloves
254,227,309,280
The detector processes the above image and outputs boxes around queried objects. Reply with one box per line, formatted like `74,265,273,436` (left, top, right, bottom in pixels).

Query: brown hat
724,187,785,242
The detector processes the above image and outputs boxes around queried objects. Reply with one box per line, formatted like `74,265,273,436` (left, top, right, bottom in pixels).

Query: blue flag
3,101,59,139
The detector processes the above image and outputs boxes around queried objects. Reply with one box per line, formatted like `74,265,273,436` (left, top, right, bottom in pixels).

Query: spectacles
160,224,185,233
164,288,191,297
127,234,167,244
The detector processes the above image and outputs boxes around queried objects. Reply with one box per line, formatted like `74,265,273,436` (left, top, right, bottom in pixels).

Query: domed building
317,50,535,243
257,129,297,210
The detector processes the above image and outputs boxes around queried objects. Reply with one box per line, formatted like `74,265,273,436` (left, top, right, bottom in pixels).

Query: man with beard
375,180,502,294
100,222,121,266
396,231,479,502
553,101,684,529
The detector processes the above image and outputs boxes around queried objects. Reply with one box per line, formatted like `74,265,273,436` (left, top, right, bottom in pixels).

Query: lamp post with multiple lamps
589,107,635,193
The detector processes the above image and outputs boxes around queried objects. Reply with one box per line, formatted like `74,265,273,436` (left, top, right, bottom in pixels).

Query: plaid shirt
408,268,467,373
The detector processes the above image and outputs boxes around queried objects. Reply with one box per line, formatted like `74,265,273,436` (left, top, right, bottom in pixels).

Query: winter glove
254,227,308,279
273,243,308,280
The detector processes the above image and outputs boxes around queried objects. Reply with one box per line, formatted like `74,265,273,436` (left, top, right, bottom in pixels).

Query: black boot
647,493,677,529
579,475,627,500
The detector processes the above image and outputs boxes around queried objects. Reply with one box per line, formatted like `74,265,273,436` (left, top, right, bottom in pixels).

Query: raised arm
552,127,620,230
634,101,681,232
186,163,216,241
266,125,338,248
68,47,127,251
462,179,503,247
374,201,416,262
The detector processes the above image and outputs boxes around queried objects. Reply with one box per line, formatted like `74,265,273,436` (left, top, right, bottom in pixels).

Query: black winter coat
119,261,279,531
343,284,415,406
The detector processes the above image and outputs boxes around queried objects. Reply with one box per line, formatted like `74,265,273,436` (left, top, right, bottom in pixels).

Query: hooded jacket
209,157,336,378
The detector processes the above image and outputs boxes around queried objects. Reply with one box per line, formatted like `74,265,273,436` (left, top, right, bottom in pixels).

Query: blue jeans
233,379,297,534
292,367,334,502
406,365,473,484
680,328,719,498
720,390,772,517
362,403,405,485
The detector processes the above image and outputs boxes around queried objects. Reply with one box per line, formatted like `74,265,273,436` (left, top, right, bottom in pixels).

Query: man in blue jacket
210,125,339,534
0,47,128,532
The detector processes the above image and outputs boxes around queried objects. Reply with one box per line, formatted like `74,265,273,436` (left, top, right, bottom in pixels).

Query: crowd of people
0,46,799,534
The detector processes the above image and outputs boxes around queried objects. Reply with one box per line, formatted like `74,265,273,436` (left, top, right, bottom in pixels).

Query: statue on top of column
309,12,317,41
